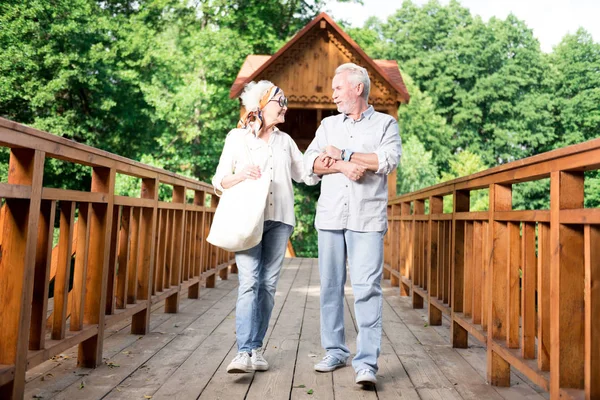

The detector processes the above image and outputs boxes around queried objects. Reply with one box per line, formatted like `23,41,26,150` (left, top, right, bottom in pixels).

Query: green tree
396,135,438,195
550,29,600,208
440,150,488,212
396,73,453,171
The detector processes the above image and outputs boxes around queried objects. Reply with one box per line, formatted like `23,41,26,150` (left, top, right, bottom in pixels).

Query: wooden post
71,203,91,330
29,200,55,351
387,169,397,199
584,225,600,400
105,205,120,315
428,196,443,326
550,171,585,398
412,200,424,309
400,202,411,296
487,183,512,386
464,221,473,318
230,262,238,274
537,222,551,371
507,221,520,349
52,201,75,340
383,205,391,280
188,191,205,299
166,185,185,313
0,149,44,399
521,222,536,359
390,204,401,288
164,209,174,290
77,167,115,368
127,208,141,304
132,178,158,334
116,207,132,309
205,194,219,288
472,221,483,325
451,190,469,348
155,208,168,293
481,220,489,331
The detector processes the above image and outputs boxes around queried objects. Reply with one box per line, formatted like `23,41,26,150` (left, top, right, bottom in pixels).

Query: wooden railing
0,118,234,399
384,138,600,400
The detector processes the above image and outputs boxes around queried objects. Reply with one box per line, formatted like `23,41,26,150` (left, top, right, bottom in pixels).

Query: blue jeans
234,220,293,353
318,229,384,373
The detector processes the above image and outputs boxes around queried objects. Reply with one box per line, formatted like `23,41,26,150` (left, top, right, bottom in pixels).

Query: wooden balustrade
384,137,600,400
0,118,234,399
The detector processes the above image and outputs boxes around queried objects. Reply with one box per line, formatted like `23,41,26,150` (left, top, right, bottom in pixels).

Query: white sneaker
227,352,251,373
251,347,269,371
314,354,346,372
355,369,377,386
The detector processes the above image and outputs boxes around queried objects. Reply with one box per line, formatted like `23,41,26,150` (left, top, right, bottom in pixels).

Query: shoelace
234,352,249,362
253,348,266,362
322,354,338,364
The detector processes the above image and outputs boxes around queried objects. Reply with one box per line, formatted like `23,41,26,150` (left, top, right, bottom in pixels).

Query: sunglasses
269,96,288,108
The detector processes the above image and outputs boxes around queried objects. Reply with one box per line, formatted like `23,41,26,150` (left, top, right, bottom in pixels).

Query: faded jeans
234,220,293,353
318,229,384,373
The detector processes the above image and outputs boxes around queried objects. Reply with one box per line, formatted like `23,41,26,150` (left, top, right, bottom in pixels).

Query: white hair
239,80,275,112
335,63,370,100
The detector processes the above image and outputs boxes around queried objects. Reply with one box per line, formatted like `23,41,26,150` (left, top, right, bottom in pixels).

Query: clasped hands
318,145,365,182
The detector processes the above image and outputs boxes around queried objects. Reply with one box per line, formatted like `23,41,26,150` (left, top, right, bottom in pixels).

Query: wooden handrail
0,119,234,399
384,137,600,400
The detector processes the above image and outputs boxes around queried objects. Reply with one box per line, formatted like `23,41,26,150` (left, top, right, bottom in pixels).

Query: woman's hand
317,152,336,168
239,165,262,180
324,145,342,160
220,165,262,189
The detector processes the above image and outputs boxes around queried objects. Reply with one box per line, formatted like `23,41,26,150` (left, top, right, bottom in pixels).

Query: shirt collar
343,105,375,122
245,126,280,138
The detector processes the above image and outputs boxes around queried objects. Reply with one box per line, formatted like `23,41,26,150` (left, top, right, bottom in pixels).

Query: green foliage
396,73,453,171
585,171,600,208
396,136,438,195
550,29,600,147
440,150,488,212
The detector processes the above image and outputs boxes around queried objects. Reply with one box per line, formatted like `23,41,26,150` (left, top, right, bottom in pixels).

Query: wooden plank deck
25,258,549,400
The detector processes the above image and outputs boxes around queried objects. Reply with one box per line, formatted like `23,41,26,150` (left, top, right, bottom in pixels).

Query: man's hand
323,145,342,160
340,162,365,181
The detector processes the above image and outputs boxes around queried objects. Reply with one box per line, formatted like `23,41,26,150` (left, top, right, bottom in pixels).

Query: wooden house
230,12,410,170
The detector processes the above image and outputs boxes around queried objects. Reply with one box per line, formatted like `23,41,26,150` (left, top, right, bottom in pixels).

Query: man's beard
337,98,357,114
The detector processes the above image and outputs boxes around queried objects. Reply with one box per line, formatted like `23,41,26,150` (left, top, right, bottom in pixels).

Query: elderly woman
212,81,318,373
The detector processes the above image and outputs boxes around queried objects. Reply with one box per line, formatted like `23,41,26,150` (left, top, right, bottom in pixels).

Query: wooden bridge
0,118,598,400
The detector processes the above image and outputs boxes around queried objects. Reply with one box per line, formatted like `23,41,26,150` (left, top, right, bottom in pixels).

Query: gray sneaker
355,369,377,386
227,352,251,373
314,354,346,372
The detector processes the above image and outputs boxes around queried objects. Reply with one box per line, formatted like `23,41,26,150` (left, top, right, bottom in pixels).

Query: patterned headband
237,85,281,133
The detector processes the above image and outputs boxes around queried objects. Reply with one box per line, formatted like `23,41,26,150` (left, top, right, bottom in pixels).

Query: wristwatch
342,149,354,162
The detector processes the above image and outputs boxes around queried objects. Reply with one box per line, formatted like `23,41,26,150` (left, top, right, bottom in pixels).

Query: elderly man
304,63,402,387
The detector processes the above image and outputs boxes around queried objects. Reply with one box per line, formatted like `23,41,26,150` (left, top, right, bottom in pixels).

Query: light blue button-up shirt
304,106,402,232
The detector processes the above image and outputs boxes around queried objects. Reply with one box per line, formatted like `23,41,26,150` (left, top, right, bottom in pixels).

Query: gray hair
239,80,275,112
335,63,370,100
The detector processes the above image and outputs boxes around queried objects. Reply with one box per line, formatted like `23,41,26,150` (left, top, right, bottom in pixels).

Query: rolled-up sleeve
211,132,236,193
375,119,402,175
290,137,320,186
303,124,327,177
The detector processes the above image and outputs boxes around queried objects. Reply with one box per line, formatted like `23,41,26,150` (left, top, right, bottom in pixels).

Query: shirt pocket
272,142,292,169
